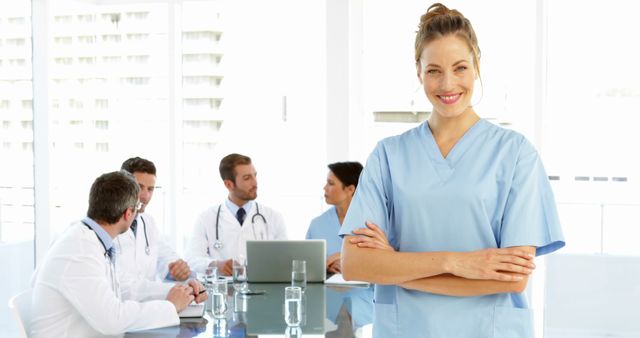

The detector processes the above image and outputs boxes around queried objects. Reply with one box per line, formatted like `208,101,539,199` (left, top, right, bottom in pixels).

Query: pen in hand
198,289,207,295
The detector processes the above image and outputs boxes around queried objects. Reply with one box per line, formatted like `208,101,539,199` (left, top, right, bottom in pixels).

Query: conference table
125,282,374,338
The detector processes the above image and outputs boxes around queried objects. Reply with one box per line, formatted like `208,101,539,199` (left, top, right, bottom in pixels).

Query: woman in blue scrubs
339,3,565,338
306,161,363,273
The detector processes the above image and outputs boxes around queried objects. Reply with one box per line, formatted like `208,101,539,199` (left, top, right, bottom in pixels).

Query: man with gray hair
31,171,206,337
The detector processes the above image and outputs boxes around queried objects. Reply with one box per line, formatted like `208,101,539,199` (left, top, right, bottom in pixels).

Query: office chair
8,289,32,338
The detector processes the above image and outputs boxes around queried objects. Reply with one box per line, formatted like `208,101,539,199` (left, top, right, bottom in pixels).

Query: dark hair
414,3,481,74
121,157,156,176
328,162,363,188
219,153,252,183
87,171,140,224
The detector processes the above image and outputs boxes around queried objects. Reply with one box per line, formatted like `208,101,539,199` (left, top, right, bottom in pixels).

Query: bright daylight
1,0,640,337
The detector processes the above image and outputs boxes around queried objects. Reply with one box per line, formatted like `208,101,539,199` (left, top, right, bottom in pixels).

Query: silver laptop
246,240,326,282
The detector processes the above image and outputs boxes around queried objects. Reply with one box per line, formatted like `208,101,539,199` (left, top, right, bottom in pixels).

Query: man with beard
186,153,287,275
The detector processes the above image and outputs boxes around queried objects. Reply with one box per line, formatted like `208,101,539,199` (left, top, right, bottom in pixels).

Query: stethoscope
213,203,268,250
82,220,121,299
139,215,151,255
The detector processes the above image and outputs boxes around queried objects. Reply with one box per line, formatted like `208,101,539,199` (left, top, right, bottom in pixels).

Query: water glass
291,260,307,290
284,286,302,326
211,280,228,318
204,281,213,312
233,255,248,292
206,259,219,282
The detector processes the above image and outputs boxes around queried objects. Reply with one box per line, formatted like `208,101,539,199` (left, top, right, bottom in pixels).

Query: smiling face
418,34,477,119
132,172,155,213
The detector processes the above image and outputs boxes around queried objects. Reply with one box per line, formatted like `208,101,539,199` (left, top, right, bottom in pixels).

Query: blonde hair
414,3,481,75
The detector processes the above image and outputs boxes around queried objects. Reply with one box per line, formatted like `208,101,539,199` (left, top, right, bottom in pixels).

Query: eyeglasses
132,201,143,213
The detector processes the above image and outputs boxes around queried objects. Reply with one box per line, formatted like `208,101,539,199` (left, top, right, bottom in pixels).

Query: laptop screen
246,240,326,282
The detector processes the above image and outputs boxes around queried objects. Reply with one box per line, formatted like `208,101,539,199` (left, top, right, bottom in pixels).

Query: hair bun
414,2,480,72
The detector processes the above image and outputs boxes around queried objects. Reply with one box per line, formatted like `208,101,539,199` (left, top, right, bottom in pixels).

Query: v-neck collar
421,118,487,168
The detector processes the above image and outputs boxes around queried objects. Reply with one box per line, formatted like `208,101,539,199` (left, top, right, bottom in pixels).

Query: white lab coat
31,222,179,338
185,201,287,273
114,213,177,301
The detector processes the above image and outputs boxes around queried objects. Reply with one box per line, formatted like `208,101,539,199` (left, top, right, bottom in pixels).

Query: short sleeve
500,139,565,256
340,143,391,238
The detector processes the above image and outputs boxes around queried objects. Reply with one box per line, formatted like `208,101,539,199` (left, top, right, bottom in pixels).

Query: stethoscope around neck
139,215,151,255
213,203,268,250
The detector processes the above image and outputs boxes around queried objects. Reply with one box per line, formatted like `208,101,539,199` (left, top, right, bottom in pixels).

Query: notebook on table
324,273,370,287
246,240,326,282
178,302,205,318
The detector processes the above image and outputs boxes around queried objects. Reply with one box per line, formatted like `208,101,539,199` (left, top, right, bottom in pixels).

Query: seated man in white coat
116,157,192,300
186,153,287,275
31,171,207,337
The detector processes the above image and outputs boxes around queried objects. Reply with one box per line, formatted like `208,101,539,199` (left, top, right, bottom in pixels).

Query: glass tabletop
124,282,374,338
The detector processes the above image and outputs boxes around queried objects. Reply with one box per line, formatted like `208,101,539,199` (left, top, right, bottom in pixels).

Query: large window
0,0,34,334
41,0,328,254
0,1,33,243
47,1,175,241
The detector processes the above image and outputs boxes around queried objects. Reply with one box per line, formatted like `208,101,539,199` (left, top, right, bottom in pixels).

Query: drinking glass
284,286,302,326
291,260,307,290
233,255,248,292
211,280,228,318
206,259,219,282
204,282,213,312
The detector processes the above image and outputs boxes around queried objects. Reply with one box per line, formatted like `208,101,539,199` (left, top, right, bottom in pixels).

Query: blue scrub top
306,206,342,256
339,119,565,338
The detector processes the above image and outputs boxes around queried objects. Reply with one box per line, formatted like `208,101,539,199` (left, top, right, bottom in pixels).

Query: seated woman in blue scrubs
306,161,363,274
339,3,565,338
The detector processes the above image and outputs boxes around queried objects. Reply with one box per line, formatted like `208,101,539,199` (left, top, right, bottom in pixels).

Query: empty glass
291,260,307,290
211,280,227,318
284,286,302,326
233,255,248,293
